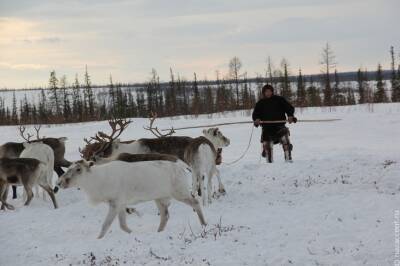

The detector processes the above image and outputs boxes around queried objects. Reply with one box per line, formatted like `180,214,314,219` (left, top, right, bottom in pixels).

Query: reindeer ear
213,128,218,136
202,129,207,134
88,161,95,167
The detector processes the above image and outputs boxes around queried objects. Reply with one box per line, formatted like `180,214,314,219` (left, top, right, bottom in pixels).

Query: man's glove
254,119,261,127
288,116,297,124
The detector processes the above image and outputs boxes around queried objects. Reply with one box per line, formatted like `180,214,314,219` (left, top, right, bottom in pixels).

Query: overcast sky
0,0,398,88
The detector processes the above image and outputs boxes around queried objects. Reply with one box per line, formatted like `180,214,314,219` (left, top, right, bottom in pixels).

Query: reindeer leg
0,185,15,210
98,200,118,239
0,184,6,210
207,172,213,205
215,168,226,195
201,175,207,206
177,197,207,226
155,199,170,232
12,185,17,199
118,207,132,234
39,184,58,209
192,172,200,197
34,185,40,198
23,184,34,206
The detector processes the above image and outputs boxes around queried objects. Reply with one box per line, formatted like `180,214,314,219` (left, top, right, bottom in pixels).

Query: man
252,84,296,163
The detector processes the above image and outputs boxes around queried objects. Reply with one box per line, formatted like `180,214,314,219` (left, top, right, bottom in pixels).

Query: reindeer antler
79,118,131,159
19,125,34,142
19,125,44,142
144,112,175,138
33,125,43,140
88,118,131,143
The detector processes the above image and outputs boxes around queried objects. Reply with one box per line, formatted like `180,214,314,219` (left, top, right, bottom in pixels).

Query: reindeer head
79,118,131,160
80,142,113,161
57,160,94,189
202,128,230,148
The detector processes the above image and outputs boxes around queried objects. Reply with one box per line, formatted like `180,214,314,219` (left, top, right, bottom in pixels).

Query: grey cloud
16,37,63,44
0,0,360,19
38,37,62,43
223,13,398,44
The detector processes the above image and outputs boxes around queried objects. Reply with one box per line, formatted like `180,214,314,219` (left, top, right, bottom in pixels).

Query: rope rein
222,125,255,165
161,119,341,132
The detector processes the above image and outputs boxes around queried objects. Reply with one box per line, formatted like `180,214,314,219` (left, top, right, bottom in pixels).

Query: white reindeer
84,129,230,206
57,159,207,239
19,142,58,208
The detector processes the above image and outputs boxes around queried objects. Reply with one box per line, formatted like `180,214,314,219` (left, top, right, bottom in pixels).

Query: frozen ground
0,103,399,266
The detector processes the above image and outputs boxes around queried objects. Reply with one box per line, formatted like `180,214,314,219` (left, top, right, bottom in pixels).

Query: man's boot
263,142,273,163
281,135,293,162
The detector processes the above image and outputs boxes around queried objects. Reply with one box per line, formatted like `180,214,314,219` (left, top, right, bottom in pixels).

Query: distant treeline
0,45,399,126
0,69,393,93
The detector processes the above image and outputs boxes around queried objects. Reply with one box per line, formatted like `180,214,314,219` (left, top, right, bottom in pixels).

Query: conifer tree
374,64,388,103
60,75,71,122
11,91,18,124
191,72,201,116
346,87,356,105
390,46,400,102
72,74,83,121
49,70,61,116
357,68,366,104
83,66,95,119
296,69,306,107
333,69,341,105
280,59,292,101
38,89,48,123
306,76,322,107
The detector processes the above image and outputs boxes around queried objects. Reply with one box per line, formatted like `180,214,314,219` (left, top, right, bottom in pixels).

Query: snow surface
1,103,399,266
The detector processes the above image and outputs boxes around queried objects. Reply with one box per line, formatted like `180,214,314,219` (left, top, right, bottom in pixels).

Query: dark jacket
252,95,295,135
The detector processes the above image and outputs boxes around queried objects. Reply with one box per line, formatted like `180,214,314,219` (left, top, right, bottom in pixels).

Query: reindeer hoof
218,188,226,195
121,227,132,234
2,203,15,210
125,207,136,214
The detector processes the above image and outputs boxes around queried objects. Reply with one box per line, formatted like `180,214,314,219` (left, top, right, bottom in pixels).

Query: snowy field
1,103,399,266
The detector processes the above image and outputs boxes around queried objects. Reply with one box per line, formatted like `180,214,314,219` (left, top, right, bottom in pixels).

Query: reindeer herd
0,115,231,238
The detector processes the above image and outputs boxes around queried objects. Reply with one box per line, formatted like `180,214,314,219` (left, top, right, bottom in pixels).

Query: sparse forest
1,44,399,126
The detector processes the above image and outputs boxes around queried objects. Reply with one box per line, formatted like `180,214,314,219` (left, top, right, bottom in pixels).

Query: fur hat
262,84,274,95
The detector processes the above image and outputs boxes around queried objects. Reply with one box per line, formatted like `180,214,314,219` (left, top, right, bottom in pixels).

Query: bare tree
320,43,336,107
266,56,274,85
229,56,242,108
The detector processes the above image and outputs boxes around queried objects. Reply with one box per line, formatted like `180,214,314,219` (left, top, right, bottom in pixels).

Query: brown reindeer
0,125,72,199
0,157,51,210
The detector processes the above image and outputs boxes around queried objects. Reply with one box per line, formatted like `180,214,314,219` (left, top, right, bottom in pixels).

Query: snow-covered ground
1,103,399,266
